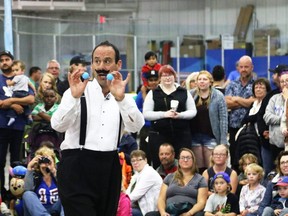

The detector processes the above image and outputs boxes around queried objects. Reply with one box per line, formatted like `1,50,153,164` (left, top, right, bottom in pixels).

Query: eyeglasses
280,160,288,165
179,156,192,161
131,158,144,164
213,153,227,158
161,74,173,78
48,67,60,70
280,79,288,85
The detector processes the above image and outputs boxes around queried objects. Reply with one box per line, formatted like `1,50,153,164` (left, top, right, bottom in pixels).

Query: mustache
95,69,110,76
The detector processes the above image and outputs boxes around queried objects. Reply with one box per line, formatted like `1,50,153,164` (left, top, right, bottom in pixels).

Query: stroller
24,122,63,162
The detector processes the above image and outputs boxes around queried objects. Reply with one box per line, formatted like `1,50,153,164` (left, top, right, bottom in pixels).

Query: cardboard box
182,35,204,46
234,5,254,41
180,45,205,57
254,47,277,56
233,42,253,50
254,28,280,37
206,39,221,49
254,48,278,56
147,40,157,52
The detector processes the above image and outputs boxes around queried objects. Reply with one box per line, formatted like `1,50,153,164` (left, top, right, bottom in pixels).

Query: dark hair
252,78,271,97
276,151,288,175
159,143,175,154
91,40,120,64
144,51,157,61
29,66,41,76
212,65,225,81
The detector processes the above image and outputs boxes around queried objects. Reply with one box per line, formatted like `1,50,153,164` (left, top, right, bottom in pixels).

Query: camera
38,157,50,164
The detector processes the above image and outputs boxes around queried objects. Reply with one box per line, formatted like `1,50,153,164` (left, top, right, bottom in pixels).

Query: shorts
191,133,217,149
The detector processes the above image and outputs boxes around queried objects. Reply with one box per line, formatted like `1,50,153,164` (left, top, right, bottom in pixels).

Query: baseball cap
212,172,231,184
70,56,90,66
145,70,159,79
269,64,288,75
274,176,288,188
0,50,14,60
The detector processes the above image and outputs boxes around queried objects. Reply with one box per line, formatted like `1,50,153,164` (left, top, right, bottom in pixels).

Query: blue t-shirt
0,74,34,130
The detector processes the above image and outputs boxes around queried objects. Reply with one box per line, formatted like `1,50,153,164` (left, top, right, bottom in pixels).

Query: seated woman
202,144,238,196
22,146,64,216
146,148,208,216
126,150,162,216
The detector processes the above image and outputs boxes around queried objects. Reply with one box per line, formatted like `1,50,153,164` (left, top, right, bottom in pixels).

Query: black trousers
228,127,240,171
58,149,122,216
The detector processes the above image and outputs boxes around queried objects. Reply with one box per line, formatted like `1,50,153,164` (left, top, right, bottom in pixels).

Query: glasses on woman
280,160,288,165
213,153,227,158
179,156,192,161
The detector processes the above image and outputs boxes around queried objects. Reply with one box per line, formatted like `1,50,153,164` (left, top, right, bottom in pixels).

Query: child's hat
212,172,231,184
274,176,288,187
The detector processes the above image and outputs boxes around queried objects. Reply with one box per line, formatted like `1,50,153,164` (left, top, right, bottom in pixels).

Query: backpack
235,123,262,165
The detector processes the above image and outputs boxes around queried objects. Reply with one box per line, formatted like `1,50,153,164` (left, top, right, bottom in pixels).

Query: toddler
141,51,161,87
204,172,239,216
6,60,35,126
239,163,266,216
237,153,258,196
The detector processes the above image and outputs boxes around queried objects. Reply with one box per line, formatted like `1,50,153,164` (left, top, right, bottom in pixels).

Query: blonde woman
35,72,61,106
202,144,238,196
190,70,228,173
22,146,64,215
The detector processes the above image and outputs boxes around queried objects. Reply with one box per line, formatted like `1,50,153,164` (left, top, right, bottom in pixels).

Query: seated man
156,143,178,179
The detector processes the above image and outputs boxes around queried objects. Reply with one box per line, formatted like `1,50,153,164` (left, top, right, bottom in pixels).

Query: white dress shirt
51,79,144,151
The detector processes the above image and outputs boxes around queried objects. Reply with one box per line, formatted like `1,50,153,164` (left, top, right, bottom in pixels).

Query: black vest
151,86,190,134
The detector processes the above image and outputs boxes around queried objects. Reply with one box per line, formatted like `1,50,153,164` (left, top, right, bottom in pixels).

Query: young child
141,51,161,87
262,176,288,216
6,60,35,126
239,163,266,216
237,153,259,196
31,89,59,123
204,172,240,216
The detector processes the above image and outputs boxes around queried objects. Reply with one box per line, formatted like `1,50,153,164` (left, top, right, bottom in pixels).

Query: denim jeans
261,146,274,177
132,207,143,216
23,191,64,216
262,206,288,216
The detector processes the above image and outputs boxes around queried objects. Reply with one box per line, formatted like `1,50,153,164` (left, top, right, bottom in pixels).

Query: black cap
145,70,159,79
269,64,288,75
70,56,90,66
0,50,14,60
